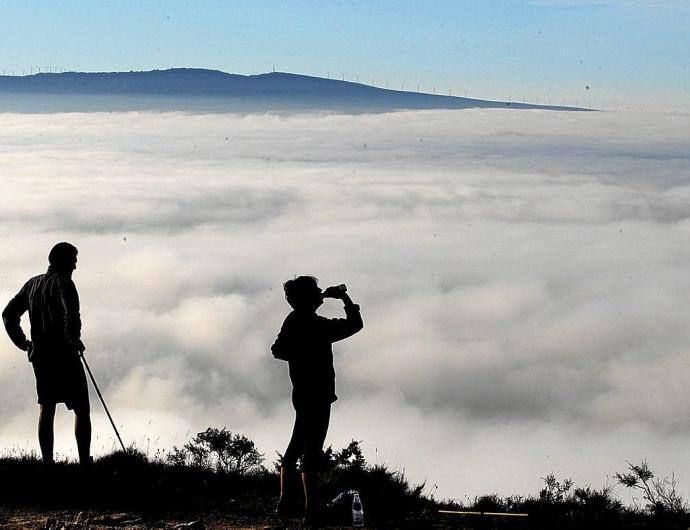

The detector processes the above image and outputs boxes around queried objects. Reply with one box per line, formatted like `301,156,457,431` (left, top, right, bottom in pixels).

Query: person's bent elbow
2,306,13,326
272,343,290,361
2,307,19,335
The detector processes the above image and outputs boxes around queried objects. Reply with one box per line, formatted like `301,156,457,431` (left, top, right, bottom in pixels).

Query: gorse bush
323,439,366,471
540,473,573,503
615,460,688,518
472,493,526,513
167,426,265,474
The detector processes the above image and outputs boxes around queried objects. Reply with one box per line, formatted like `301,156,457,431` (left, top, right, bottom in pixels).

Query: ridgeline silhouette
0,68,584,112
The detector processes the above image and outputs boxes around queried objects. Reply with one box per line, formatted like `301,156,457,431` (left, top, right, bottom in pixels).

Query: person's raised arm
322,285,363,342
2,284,31,352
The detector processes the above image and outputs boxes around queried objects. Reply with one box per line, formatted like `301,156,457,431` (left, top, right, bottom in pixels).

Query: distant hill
0,68,582,113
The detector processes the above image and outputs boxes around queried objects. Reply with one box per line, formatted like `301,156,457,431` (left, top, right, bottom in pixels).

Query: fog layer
1,109,688,499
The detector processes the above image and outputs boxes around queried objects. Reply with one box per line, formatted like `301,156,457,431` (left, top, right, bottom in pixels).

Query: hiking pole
80,352,127,453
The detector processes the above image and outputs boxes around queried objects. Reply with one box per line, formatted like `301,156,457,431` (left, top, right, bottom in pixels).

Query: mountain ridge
0,68,582,112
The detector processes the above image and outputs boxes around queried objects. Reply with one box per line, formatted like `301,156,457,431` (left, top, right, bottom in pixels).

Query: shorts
32,356,90,411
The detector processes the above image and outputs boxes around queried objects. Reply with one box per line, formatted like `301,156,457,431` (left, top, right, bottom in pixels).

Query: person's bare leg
74,407,91,465
302,470,317,522
38,403,56,463
278,410,305,518
302,406,329,523
277,466,294,518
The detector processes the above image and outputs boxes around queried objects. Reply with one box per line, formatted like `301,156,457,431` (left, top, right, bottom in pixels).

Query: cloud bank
0,108,689,499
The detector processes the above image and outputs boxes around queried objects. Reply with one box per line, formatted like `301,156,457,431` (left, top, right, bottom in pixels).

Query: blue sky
1,0,688,109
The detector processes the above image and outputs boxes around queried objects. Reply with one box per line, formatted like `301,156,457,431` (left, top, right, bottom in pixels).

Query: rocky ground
0,508,281,530
0,508,386,529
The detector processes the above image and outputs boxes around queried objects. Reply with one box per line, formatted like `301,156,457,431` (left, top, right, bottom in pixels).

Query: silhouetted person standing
272,276,363,524
2,242,91,465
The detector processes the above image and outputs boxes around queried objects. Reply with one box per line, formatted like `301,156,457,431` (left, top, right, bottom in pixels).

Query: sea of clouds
0,108,689,500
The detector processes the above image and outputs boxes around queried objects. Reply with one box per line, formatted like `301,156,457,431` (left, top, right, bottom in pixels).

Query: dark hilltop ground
0,428,688,529
0,68,586,113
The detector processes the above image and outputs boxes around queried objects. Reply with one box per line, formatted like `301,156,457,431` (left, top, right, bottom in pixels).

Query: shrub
540,473,573,503
167,427,265,475
615,460,688,518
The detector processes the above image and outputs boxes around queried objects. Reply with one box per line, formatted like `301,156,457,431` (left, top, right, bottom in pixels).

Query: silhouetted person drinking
272,276,363,524
2,242,91,465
